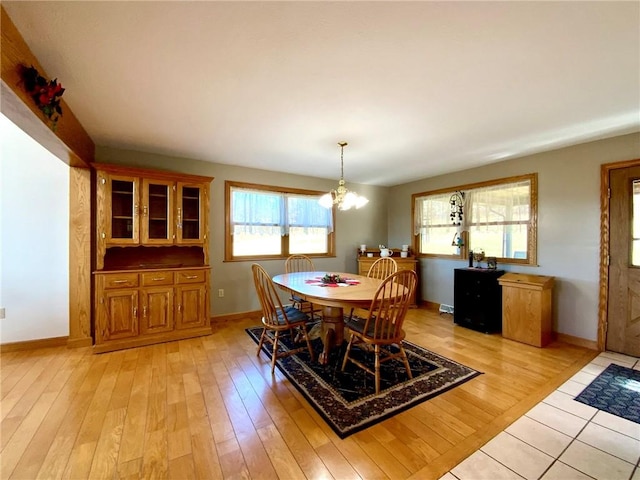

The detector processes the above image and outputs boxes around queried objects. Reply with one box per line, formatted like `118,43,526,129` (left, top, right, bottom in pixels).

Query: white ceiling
4,1,639,187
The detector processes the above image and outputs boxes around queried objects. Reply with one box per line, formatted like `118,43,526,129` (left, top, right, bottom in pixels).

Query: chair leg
399,345,413,380
374,345,381,394
271,331,280,374
341,334,355,371
303,326,315,362
256,327,267,356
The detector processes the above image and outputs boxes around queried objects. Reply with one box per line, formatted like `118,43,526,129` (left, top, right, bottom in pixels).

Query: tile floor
440,351,640,480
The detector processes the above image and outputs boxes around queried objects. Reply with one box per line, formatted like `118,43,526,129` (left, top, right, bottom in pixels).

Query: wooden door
175,284,206,329
141,179,175,244
140,287,174,335
98,290,139,342
607,165,640,355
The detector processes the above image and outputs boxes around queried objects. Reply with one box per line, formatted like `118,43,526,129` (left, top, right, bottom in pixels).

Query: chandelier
319,142,369,211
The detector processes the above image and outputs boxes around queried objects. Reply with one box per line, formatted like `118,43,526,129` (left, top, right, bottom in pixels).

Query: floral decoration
321,274,343,284
19,64,65,130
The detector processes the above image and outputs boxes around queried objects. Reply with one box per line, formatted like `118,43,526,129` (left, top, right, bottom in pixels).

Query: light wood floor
1,308,598,480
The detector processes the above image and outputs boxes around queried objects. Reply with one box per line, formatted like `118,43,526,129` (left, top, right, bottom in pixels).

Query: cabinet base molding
1,336,69,353
93,326,212,354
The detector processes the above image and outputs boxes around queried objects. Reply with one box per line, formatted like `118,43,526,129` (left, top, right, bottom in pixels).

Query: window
632,180,640,266
225,181,335,261
412,174,537,265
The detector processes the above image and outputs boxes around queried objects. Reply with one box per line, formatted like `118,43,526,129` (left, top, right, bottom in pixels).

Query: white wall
0,114,69,343
388,133,640,342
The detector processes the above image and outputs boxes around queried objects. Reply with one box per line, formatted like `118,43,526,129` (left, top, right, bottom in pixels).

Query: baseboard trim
421,302,599,351
555,332,599,350
211,310,261,323
1,336,69,353
67,337,93,349
422,300,441,312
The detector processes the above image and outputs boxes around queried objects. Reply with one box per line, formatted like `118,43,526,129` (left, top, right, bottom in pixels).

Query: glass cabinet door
141,179,174,244
176,183,206,243
108,175,139,244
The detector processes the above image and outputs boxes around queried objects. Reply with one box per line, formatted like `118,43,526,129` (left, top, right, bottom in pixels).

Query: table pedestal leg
319,306,345,365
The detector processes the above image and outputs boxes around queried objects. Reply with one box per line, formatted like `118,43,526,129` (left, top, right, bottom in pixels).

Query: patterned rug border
574,362,640,425
246,326,482,438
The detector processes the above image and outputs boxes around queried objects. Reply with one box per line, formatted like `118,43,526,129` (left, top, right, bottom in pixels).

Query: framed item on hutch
487,257,497,270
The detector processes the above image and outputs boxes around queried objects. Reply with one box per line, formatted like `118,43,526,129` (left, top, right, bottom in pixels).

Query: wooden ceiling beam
1,5,94,167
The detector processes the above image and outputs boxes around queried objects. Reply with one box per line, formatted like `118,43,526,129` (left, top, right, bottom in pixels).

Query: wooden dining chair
285,254,321,320
341,269,418,394
367,257,398,280
252,263,315,373
348,256,398,320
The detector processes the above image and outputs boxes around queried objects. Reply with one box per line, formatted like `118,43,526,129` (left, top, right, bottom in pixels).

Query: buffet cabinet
454,268,505,333
94,268,210,353
93,164,213,353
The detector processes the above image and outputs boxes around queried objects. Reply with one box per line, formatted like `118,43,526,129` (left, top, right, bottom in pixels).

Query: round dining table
272,271,384,364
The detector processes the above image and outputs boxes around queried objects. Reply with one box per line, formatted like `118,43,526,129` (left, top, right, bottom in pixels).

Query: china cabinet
93,164,213,353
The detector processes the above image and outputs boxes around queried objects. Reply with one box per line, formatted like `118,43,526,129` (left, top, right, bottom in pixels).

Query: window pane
288,196,333,230
289,227,328,254
469,223,528,259
420,226,459,255
231,189,283,227
232,225,281,256
632,180,640,266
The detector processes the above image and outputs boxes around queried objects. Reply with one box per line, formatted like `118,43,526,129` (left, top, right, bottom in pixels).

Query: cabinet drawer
102,273,139,289
176,270,206,284
141,271,174,286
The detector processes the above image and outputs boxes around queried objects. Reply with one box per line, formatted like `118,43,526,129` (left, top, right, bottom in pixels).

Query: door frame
598,158,640,351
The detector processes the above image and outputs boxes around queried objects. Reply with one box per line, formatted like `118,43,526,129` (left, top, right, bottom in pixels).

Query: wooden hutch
93,164,213,353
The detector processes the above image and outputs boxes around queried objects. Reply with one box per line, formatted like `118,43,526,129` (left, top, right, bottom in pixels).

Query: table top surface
272,271,383,306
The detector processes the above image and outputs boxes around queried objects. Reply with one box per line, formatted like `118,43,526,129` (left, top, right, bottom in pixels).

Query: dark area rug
574,363,640,424
246,324,482,438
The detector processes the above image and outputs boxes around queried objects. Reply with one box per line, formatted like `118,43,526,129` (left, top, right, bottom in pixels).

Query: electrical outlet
218,289,224,298
0,307,5,319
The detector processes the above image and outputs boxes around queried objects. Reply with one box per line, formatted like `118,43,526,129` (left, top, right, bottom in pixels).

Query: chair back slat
362,270,417,342
285,254,315,273
367,257,398,280
252,263,289,327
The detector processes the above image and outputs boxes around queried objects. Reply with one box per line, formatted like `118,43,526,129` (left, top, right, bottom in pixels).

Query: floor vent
439,304,454,315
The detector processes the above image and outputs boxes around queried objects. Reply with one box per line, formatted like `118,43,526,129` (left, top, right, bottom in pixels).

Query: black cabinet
454,268,505,333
